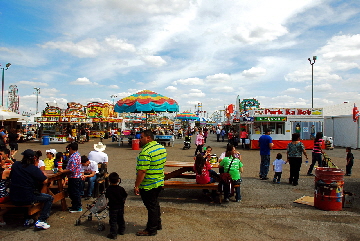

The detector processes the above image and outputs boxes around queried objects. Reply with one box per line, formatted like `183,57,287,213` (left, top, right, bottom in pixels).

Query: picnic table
118,134,136,146
164,161,219,180
163,161,229,202
0,170,70,216
43,170,71,211
155,135,175,147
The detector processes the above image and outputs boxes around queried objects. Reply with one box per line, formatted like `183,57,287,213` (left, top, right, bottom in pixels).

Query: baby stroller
75,193,109,231
322,153,337,168
183,136,191,150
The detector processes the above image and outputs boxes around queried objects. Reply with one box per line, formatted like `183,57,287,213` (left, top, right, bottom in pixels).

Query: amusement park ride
8,85,19,113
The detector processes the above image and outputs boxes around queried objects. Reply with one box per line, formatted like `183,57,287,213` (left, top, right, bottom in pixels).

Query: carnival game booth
36,102,122,143
86,102,121,138
36,104,91,143
247,108,324,149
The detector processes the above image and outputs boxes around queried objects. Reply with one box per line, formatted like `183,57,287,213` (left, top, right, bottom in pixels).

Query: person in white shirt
272,153,287,184
80,155,99,199
88,142,108,166
35,150,45,171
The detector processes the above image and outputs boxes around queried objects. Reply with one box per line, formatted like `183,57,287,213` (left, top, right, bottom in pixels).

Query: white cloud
286,88,303,93
105,36,136,53
165,86,177,92
321,34,360,62
242,67,266,78
212,86,233,92
174,77,203,85
142,56,167,67
41,38,102,58
41,88,60,96
17,81,49,87
70,77,98,85
305,83,332,92
117,91,139,99
182,89,205,98
205,73,232,83
108,85,119,89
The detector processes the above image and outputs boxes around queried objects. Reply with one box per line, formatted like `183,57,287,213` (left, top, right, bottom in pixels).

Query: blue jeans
33,193,53,222
259,155,270,178
82,175,97,197
68,178,82,210
224,179,242,201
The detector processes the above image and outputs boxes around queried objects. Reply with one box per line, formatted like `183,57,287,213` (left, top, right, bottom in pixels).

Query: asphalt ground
1,134,360,241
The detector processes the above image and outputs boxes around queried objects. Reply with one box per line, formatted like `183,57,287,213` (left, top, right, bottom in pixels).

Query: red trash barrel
314,167,344,211
132,139,140,150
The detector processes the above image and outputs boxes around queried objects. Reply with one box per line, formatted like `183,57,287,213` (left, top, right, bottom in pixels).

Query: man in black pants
134,130,167,236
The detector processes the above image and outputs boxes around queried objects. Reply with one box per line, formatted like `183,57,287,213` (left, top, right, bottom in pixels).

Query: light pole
110,94,117,105
1,63,11,106
308,56,317,108
34,88,40,113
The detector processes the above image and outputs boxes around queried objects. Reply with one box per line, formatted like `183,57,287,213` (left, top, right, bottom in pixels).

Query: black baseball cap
21,149,35,158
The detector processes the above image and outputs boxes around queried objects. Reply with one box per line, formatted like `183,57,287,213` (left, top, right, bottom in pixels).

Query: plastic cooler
42,136,50,145
132,139,140,150
314,167,344,211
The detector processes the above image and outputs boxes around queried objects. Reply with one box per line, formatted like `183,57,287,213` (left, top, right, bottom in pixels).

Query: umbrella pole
146,113,148,128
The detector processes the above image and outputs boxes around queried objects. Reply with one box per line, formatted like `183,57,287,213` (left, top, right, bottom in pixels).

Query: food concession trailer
247,108,323,149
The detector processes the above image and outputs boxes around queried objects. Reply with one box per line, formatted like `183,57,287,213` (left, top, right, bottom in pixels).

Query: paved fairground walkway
1,134,360,240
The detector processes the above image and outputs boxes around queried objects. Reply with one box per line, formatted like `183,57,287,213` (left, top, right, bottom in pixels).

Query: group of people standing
258,128,309,186
258,128,355,186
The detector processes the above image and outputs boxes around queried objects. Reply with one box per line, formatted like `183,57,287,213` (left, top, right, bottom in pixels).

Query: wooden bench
0,201,42,216
163,181,240,204
164,180,219,190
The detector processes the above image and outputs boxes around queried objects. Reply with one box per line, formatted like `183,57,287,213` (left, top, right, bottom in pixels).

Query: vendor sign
251,108,323,116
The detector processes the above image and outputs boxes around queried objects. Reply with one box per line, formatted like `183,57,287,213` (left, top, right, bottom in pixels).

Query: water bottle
53,168,58,174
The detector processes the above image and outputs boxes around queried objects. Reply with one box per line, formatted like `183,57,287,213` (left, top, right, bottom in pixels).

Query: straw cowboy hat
94,142,106,152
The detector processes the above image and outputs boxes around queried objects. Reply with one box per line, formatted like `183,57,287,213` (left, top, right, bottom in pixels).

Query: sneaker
261,177,269,180
277,182,280,184
69,208,82,213
273,178,276,183
24,219,35,227
35,221,50,229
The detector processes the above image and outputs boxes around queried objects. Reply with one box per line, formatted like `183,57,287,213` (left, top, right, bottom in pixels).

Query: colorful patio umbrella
114,90,179,126
114,90,179,113
176,111,199,121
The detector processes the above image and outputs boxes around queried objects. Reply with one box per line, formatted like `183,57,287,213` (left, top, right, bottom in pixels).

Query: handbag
219,157,234,184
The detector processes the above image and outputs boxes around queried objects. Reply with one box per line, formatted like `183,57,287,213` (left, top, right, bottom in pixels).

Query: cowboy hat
94,142,106,152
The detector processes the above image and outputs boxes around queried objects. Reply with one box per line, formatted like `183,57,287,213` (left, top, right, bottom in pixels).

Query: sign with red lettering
251,108,323,117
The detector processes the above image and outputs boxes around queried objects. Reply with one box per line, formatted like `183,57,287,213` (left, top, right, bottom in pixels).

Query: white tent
0,107,30,121
323,102,360,149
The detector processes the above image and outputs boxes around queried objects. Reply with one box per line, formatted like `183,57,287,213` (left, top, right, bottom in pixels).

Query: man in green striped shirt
134,130,167,236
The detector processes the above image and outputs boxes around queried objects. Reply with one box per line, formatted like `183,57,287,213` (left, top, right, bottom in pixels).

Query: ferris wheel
8,85,19,113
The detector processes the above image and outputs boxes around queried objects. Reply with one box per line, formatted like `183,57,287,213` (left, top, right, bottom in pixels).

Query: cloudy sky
1,0,360,117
